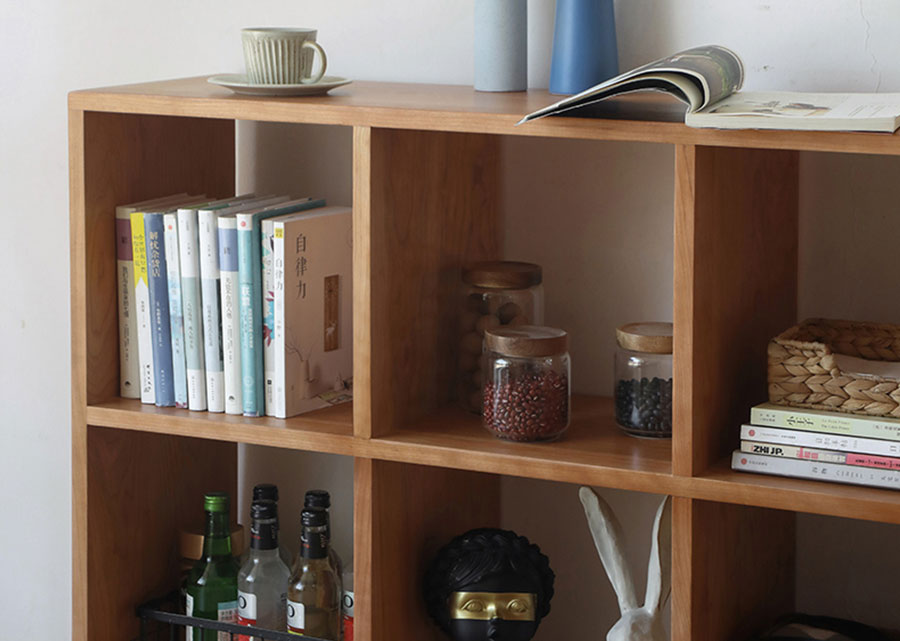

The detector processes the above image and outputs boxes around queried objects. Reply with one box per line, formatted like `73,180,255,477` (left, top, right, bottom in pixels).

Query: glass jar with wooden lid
614,322,673,438
483,325,570,442
458,261,545,412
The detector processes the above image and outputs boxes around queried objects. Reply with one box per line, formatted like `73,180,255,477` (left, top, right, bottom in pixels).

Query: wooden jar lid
616,322,673,354
485,325,568,357
462,261,542,289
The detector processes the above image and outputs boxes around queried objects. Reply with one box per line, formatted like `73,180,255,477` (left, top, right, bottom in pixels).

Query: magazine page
686,91,900,132
518,44,743,125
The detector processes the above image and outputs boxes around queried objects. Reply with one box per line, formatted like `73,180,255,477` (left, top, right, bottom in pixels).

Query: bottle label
250,519,279,550
300,530,328,559
185,593,194,641
217,600,238,641
342,589,354,641
237,591,257,641
287,599,306,635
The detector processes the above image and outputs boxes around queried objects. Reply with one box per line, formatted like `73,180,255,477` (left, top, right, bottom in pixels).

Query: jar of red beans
482,326,570,442
458,261,544,413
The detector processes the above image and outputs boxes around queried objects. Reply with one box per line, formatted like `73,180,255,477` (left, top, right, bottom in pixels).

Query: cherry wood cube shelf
70,77,900,641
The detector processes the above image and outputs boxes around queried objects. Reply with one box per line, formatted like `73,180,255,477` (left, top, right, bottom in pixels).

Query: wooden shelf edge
85,401,357,456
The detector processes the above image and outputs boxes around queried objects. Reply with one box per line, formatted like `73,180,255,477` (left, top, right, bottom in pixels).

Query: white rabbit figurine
578,487,672,641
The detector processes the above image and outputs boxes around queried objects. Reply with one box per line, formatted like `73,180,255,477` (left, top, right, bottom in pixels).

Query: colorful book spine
238,198,323,416
198,209,225,413
130,212,155,404
751,403,900,442
115,210,140,398
739,440,900,470
261,219,276,416
218,215,242,415
740,424,900,458
143,213,175,407
164,213,188,408
732,450,900,490
177,208,207,411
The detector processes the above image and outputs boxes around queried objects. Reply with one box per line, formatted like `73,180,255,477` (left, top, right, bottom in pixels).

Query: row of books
117,193,353,419
732,403,900,490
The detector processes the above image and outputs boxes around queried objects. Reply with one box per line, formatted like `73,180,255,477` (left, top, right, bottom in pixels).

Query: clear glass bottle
241,483,292,568
483,325,570,441
184,492,240,641
459,261,545,412
237,500,291,640
287,507,342,640
614,322,673,438
342,564,354,641
304,489,343,581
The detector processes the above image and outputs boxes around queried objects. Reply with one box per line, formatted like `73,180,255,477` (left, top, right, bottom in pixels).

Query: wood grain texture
79,111,235,405
673,145,798,476
367,128,500,435
352,126,374,439
69,77,900,155
357,459,501,641
86,427,236,641
671,498,794,641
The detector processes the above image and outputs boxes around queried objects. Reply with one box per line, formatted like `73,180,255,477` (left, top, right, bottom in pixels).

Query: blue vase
549,0,618,95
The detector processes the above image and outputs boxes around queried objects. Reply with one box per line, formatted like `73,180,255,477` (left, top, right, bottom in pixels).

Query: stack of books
732,403,900,490
116,193,353,419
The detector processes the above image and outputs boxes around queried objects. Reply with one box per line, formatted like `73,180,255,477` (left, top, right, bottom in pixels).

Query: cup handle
302,41,327,84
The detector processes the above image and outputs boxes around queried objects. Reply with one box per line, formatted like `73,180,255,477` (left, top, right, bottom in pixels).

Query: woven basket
768,318,900,418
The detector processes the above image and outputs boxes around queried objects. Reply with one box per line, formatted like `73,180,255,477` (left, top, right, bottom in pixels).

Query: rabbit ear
578,486,639,614
644,496,672,615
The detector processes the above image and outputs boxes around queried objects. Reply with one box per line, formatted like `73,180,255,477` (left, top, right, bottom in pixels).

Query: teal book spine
163,213,189,408
237,198,325,416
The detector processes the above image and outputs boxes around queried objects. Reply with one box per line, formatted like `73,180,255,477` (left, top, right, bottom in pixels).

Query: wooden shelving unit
70,77,900,641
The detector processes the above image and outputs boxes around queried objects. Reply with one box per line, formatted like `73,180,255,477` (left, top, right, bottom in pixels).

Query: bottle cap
250,499,277,520
252,483,279,502
484,325,568,357
203,492,230,513
304,489,331,509
301,506,327,527
615,322,673,354
462,261,542,289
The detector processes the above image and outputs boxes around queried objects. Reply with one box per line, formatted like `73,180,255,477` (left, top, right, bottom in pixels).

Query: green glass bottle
185,492,240,641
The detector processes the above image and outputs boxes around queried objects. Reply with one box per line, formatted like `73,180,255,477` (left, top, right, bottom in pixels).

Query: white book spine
732,450,900,490
198,210,224,412
751,403,900,441
218,216,243,415
272,221,287,419
739,441,849,465
741,424,900,457
115,207,140,398
177,209,207,411
261,219,276,416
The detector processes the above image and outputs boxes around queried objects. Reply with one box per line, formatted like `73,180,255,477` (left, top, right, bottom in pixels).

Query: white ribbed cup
241,28,328,85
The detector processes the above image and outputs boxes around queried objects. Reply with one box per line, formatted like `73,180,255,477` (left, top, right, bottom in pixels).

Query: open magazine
518,45,900,133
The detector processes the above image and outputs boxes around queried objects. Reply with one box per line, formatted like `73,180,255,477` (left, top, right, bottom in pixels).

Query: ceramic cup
242,27,328,85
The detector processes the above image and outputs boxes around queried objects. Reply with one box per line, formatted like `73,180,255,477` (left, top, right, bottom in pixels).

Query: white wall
6,0,900,638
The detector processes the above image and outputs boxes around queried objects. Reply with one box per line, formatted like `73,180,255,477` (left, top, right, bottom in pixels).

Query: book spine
740,424,900,457
143,213,175,407
272,221,287,419
130,212,155,404
218,218,242,415
176,209,207,411
115,210,140,398
261,219,276,416
198,210,224,412
739,440,900,470
237,214,264,416
732,450,900,490
164,214,188,409
751,405,900,442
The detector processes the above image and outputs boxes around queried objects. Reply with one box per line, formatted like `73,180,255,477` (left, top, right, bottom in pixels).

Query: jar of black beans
614,322,673,438
483,326,570,442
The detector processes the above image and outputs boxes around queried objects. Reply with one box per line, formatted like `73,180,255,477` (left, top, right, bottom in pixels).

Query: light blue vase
474,0,528,92
549,0,618,95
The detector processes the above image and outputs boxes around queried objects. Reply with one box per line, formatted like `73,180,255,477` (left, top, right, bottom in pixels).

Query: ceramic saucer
207,74,352,96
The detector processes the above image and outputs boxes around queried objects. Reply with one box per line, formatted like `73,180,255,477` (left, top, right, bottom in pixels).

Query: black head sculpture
423,528,555,641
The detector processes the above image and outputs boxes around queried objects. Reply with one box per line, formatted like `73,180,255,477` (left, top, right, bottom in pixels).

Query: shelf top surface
69,76,900,154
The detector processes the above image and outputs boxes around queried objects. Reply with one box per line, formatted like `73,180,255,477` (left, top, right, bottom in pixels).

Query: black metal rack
137,593,329,641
